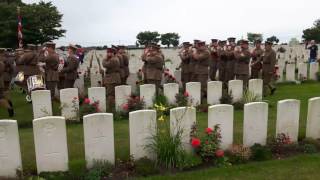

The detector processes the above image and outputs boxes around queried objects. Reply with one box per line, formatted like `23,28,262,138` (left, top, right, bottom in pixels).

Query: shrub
134,158,159,177
250,143,272,161
190,124,223,162
175,91,189,106
85,160,113,180
220,90,233,104
176,153,202,170
226,144,251,164
153,94,169,107
79,98,100,118
121,94,145,113
269,133,299,156
301,144,318,154
146,104,187,169
300,138,320,150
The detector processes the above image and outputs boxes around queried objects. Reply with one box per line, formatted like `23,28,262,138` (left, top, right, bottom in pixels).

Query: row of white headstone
31,79,264,120
277,62,319,82
1,97,320,177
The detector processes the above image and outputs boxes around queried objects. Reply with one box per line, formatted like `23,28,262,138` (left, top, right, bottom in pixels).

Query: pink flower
84,98,90,104
205,128,212,134
191,138,201,148
184,91,189,97
215,149,224,157
122,103,129,111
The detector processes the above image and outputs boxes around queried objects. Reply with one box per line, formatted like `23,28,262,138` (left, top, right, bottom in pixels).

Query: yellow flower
158,115,165,121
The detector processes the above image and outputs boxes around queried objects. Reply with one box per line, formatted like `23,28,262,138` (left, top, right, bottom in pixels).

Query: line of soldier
0,43,81,116
178,38,277,100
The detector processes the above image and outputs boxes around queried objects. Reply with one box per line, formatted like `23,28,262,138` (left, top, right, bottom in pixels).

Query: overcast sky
22,0,319,46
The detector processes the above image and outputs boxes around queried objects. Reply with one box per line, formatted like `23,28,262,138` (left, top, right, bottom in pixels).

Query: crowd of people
1,36,312,116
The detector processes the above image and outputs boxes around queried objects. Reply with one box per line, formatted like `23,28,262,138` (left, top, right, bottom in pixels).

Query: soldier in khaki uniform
118,45,130,85
60,44,79,88
226,37,236,82
17,44,41,91
209,39,219,81
103,47,121,112
250,39,263,79
189,40,201,82
141,45,150,83
43,42,59,99
262,41,277,95
145,43,164,95
193,41,210,99
234,39,251,87
178,42,192,90
0,54,14,117
218,40,228,88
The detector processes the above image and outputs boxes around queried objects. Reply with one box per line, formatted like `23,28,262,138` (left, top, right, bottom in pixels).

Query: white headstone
90,68,103,87
285,63,295,81
186,82,201,106
0,120,22,178
306,97,320,139
60,88,79,121
248,79,263,100
277,64,285,83
276,99,300,142
83,113,115,168
309,62,319,80
129,110,157,160
170,107,196,151
243,102,268,146
31,90,52,119
33,116,68,174
207,81,222,105
174,70,182,88
163,83,179,105
228,80,243,103
298,63,308,81
140,84,156,108
208,105,233,149
74,74,85,96
88,87,106,113
115,85,132,111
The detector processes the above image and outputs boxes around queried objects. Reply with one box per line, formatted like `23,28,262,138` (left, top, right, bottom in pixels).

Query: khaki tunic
251,48,263,78
234,49,251,87
226,48,235,81
209,47,219,80
219,48,228,85
262,49,277,86
194,48,210,97
122,53,130,78
145,53,164,81
19,51,40,76
179,49,191,84
44,53,60,82
61,55,79,81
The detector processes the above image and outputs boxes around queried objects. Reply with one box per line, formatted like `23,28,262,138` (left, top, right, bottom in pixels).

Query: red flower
84,98,90,104
191,138,201,148
184,91,189,97
215,149,224,157
122,103,129,111
205,128,212,134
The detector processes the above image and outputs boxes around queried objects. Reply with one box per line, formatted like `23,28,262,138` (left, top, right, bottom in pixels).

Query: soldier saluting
262,40,277,96
178,42,192,90
209,39,219,81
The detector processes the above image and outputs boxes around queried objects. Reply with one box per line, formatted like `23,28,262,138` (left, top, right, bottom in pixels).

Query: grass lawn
0,81,319,174
138,153,320,180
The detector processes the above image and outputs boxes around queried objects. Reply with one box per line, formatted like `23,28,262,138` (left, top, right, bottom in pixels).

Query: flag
17,6,23,48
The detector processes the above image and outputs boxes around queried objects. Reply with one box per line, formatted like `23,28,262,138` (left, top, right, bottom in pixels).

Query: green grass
138,153,320,180
0,82,320,174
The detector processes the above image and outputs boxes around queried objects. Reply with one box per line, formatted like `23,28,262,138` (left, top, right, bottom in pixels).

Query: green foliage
0,1,66,48
226,144,251,164
247,32,263,42
250,144,272,161
316,72,320,81
266,35,280,43
191,125,222,162
136,31,160,46
220,90,233,104
302,19,320,42
301,144,318,154
84,160,113,180
176,153,202,170
160,32,180,47
175,92,189,106
153,94,169,107
134,158,159,177
234,90,261,110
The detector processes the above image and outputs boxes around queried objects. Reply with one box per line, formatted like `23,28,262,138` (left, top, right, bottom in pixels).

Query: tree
136,31,160,46
247,32,263,43
0,0,65,48
302,19,320,42
160,32,180,47
266,36,279,44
